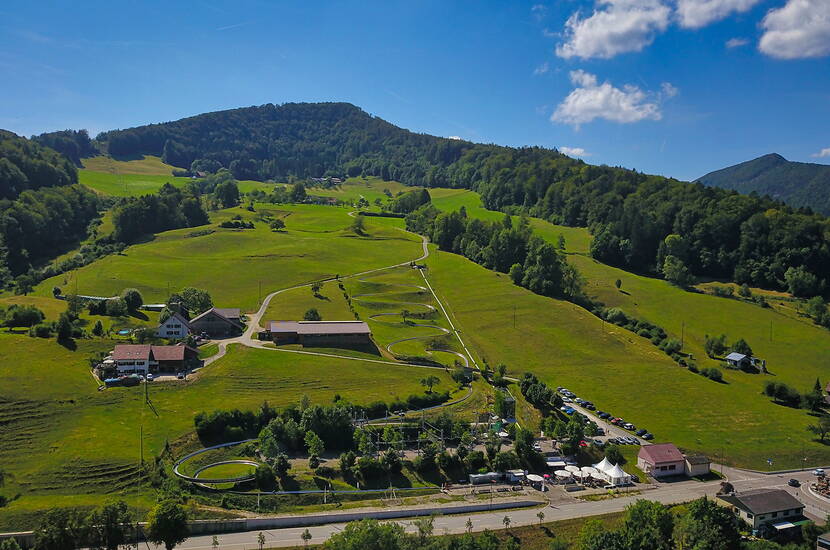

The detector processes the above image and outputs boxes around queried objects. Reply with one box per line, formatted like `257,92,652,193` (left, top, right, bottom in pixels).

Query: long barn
265,320,371,346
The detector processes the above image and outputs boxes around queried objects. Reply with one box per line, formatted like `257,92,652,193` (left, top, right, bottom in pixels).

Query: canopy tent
591,472,606,481
554,470,572,478
527,474,544,482
594,457,613,473
581,466,598,474
565,465,580,473
606,464,632,485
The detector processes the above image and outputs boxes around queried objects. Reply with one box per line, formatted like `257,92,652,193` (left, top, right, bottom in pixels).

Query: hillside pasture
32,204,424,312
0,339,455,526
428,190,830,468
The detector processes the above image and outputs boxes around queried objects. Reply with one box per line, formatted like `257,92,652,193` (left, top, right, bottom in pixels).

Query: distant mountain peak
697,153,830,215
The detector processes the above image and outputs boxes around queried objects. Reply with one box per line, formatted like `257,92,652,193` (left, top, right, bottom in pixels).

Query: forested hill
96,102,481,185
0,130,99,283
0,129,79,199
94,103,830,294
696,153,830,216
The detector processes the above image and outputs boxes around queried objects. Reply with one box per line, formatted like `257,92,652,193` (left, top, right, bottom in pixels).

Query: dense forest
32,129,98,166
110,183,209,243
697,153,830,216
0,131,100,284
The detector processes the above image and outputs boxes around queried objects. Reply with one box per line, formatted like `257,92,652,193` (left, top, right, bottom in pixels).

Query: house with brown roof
266,320,371,346
111,344,198,375
637,443,686,477
189,307,243,337
718,488,805,532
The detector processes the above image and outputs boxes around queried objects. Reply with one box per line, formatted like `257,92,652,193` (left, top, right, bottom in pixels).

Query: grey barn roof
720,488,804,515
269,321,370,335
725,352,747,361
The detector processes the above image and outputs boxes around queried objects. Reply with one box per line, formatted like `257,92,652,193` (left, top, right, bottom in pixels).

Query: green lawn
305,176,412,205
32,204,423,313
0,339,454,526
427,190,830,469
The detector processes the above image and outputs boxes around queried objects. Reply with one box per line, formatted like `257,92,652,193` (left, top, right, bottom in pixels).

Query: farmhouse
718,488,805,532
190,307,243,337
637,443,686,477
110,344,198,375
266,320,371,346
157,311,191,339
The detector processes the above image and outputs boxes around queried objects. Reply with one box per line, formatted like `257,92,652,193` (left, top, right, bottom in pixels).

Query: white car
562,397,572,403
814,468,825,476
146,373,154,381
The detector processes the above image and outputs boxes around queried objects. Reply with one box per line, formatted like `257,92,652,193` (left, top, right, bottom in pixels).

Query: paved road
150,467,830,550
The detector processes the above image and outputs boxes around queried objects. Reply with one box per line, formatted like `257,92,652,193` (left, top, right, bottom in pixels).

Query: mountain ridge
696,153,830,215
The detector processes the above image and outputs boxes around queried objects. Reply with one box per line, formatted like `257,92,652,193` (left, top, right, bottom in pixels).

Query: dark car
788,478,800,487
585,403,596,410
636,429,647,436
643,433,654,440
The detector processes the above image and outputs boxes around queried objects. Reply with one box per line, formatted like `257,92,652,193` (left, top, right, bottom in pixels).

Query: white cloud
726,37,750,47
759,0,830,59
661,82,679,98
812,147,830,158
534,61,550,75
552,70,673,127
532,4,547,20
675,0,760,29
555,0,672,60
560,146,591,157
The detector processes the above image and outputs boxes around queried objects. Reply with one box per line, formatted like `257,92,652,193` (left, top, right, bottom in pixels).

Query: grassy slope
32,205,423,312
0,340,453,524
429,191,830,469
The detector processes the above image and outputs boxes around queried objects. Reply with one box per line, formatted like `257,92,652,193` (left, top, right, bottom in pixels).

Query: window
771,512,778,518
783,509,789,516
747,514,753,519
669,465,676,471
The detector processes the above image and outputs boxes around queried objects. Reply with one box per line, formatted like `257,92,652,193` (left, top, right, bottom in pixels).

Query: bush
704,368,723,382
315,466,336,478
688,363,699,373
28,323,53,338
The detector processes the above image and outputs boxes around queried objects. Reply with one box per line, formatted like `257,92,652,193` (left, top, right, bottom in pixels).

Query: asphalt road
150,467,830,550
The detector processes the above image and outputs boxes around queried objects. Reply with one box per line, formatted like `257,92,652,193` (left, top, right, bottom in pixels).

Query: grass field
32,204,424,313
81,155,177,175
305,176,412,205
0,338,455,527
426,190,830,469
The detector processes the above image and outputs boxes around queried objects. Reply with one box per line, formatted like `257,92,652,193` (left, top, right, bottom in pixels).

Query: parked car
630,474,640,483
813,468,825,476
585,403,596,410
623,423,635,431
593,439,605,447
599,412,611,419
565,408,575,415
532,442,542,452
579,440,588,447
636,429,647,436
610,418,622,425
788,478,800,487
643,433,654,440
176,372,185,380
559,406,568,412
595,427,605,435
146,373,154,381
596,410,606,417
562,397,572,403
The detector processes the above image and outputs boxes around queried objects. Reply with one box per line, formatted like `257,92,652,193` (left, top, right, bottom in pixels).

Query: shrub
28,323,53,338
315,466,336,478
688,363,699,373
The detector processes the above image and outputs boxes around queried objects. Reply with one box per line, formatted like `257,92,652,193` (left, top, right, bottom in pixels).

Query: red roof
151,344,197,361
113,345,152,361
638,443,684,465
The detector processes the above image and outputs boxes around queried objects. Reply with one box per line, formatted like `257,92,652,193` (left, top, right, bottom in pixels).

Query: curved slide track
352,273,470,368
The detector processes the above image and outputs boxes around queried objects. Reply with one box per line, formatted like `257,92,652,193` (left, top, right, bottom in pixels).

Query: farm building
157,311,191,339
718,488,805,532
190,307,243,337
110,344,198,375
265,321,371,346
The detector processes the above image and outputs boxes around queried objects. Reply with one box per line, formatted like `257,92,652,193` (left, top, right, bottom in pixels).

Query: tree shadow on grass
129,310,149,321
58,338,77,351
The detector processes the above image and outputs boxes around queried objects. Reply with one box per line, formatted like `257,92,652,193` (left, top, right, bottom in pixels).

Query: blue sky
1,0,828,180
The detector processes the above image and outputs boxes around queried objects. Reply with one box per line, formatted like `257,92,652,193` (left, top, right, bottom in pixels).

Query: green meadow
33,204,423,312
0,338,455,528
427,189,830,469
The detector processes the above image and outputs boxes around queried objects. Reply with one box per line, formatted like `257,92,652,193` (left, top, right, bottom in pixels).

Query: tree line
406,206,583,300
87,102,830,295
